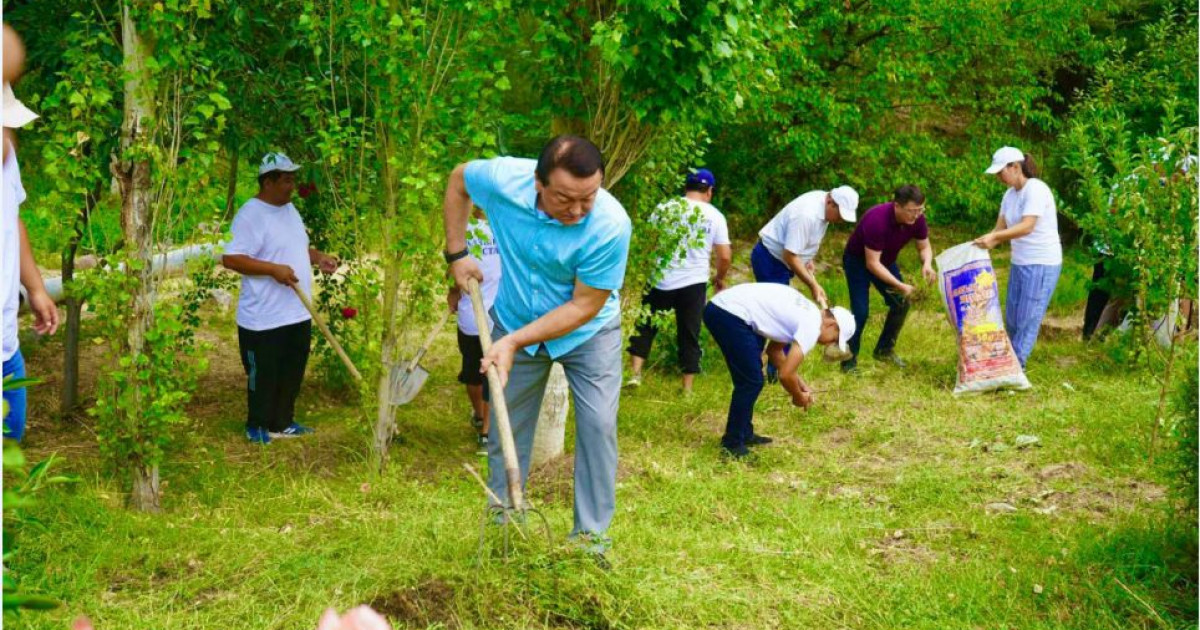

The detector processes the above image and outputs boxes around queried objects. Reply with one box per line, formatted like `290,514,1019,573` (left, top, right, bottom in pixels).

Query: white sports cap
985,146,1025,174
258,152,302,176
829,186,859,222
2,83,37,129
830,306,856,356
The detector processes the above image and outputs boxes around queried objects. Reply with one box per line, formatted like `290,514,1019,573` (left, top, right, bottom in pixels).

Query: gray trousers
487,314,622,538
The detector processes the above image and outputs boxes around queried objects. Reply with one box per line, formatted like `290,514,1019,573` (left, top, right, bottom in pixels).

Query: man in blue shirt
442,135,632,557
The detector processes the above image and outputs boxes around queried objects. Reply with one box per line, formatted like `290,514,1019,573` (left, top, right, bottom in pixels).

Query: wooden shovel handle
467,277,524,510
291,283,363,382
405,309,450,374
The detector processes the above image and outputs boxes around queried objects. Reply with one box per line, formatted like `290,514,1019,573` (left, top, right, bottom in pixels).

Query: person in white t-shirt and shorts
702,283,855,459
626,169,732,393
222,153,339,444
973,146,1061,369
446,208,501,455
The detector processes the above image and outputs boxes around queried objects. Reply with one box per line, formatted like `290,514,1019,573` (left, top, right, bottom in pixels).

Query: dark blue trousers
703,302,767,450
751,241,793,285
842,253,907,360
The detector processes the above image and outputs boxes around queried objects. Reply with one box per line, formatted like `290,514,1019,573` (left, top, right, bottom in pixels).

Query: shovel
292,284,362,382
462,277,551,559
388,309,450,406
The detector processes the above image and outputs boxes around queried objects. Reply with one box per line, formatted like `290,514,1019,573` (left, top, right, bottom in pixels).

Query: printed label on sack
942,260,1023,384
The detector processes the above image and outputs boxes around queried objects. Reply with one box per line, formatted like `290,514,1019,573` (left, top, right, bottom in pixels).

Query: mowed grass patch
6,244,1195,629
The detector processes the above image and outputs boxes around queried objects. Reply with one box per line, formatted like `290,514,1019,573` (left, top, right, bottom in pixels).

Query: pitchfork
461,277,551,560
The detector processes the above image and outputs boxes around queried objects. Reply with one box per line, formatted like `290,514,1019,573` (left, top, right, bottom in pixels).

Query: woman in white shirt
973,146,1062,369
702,283,854,459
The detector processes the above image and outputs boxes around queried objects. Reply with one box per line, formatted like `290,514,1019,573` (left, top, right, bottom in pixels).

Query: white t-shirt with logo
655,198,731,291
458,218,502,336
1001,178,1062,266
2,146,24,361
226,198,313,331
710,283,822,354
758,190,829,263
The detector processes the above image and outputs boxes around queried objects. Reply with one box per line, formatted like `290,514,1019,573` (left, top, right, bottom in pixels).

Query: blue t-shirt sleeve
577,218,632,291
463,159,500,216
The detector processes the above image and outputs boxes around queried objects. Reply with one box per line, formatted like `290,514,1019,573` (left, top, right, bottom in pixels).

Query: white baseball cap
985,146,1024,174
2,83,38,129
258,152,302,176
829,186,859,222
830,306,856,357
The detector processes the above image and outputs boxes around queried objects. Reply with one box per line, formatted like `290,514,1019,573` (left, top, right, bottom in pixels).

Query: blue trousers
703,302,767,450
487,314,622,541
751,241,793,285
842,253,908,360
3,349,27,441
1005,264,1061,368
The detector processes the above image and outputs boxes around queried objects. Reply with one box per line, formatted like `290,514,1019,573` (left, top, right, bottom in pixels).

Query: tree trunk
372,129,401,471
130,463,161,513
531,363,568,468
59,186,96,415
223,137,240,220
119,2,159,512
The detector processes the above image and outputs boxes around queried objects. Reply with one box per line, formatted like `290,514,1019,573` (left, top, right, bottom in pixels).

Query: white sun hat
829,185,859,222
258,152,302,176
985,146,1025,174
2,82,38,129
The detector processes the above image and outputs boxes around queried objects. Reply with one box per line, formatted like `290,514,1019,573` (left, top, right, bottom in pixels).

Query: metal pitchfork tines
461,277,551,560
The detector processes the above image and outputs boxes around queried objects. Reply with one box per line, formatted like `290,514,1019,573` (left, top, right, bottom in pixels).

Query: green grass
5,238,1196,629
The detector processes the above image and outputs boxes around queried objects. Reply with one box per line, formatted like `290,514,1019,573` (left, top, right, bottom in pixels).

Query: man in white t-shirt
626,169,732,393
2,82,59,442
751,186,859,306
222,153,339,444
446,208,501,455
703,283,855,459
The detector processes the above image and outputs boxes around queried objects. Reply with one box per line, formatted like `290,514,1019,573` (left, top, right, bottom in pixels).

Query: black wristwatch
444,247,469,264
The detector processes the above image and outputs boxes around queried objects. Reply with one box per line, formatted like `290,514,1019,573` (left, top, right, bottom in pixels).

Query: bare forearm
308,247,325,264
991,223,1034,243
779,373,809,400
443,163,472,253
222,254,279,277
18,221,47,295
505,299,604,350
867,260,905,290
783,250,819,292
918,242,933,267
714,251,732,282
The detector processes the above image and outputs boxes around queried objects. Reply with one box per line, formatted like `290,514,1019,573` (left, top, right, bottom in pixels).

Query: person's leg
485,320,552,507
751,241,793,285
703,303,764,453
871,263,910,359
1082,259,1109,341
1006,264,1060,368
458,329,488,431
558,316,623,540
842,254,872,368
271,320,313,434
675,282,707,391
237,326,276,438
2,349,27,441
626,288,669,382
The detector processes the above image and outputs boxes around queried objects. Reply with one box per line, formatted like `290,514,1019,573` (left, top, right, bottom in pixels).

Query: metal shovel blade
389,365,430,406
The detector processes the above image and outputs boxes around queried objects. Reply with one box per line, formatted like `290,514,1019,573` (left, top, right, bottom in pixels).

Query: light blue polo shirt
464,157,632,358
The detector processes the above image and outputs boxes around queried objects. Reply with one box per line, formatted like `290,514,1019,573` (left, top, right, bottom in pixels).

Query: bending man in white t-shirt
626,169,732,393
446,208,501,455
222,153,339,444
751,186,859,305
703,283,855,459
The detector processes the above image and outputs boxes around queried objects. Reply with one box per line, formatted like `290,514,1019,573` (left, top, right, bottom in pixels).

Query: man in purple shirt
840,185,936,373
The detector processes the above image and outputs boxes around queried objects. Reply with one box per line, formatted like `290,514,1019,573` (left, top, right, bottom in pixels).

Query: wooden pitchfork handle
466,277,525,510
291,283,363,382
